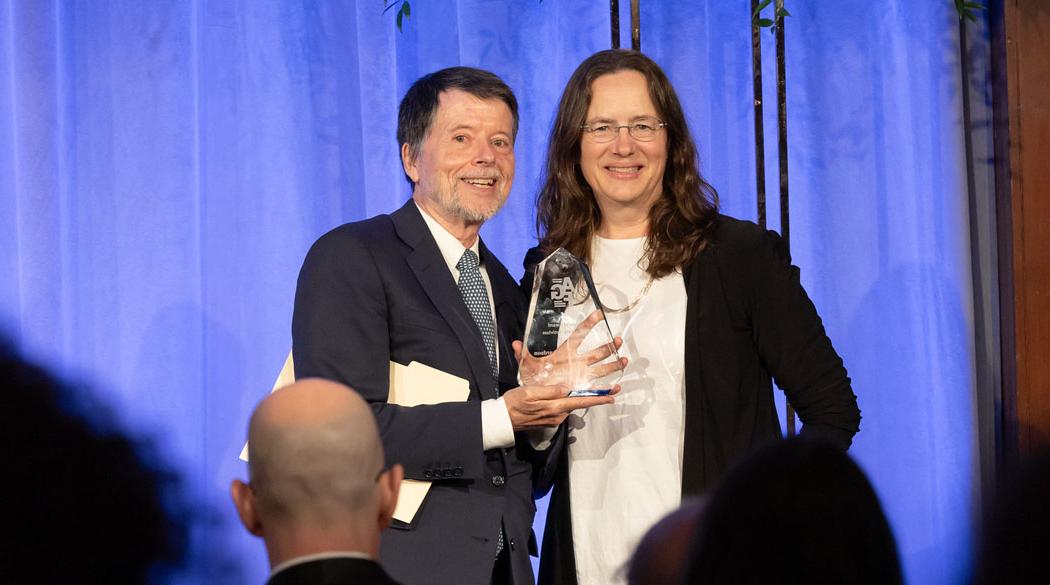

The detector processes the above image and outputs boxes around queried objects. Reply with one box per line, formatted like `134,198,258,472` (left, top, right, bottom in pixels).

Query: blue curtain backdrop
0,1,982,583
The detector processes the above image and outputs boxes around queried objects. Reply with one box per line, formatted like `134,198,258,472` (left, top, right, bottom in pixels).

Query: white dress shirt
415,202,516,450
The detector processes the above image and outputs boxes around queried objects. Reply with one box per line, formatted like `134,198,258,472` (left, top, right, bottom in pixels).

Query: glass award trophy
519,248,622,396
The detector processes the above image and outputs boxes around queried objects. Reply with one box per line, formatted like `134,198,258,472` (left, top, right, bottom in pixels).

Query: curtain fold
0,2,981,583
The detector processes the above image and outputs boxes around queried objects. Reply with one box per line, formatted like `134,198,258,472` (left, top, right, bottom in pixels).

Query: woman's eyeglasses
581,117,667,143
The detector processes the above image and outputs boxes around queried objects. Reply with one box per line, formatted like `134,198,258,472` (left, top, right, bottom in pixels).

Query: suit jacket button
424,470,433,479
453,467,463,477
491,475,505,487
509,538,517,551
442,469,452,478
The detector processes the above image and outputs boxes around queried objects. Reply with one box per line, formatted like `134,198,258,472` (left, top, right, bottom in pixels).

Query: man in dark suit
291,67,620,585
231,378,404,585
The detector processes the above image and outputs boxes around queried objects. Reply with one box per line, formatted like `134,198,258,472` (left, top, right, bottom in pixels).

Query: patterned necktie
456,249,498,384
456,250,504,558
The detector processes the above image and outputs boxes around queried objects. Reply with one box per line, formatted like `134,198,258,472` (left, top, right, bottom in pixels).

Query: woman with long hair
525,50,861,585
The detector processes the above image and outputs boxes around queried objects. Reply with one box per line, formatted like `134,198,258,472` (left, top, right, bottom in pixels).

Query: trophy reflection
520,248,622,396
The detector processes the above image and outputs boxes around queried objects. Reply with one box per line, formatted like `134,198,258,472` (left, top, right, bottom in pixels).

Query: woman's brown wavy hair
536,50,719,278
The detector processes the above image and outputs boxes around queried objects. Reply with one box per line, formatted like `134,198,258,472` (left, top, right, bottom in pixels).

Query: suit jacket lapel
391,201,498,400
480,239,521,393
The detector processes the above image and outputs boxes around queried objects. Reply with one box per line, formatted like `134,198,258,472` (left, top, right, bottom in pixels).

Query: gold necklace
600,275,655,314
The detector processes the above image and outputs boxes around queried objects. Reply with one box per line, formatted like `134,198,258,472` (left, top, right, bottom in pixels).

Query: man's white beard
435,185,506,224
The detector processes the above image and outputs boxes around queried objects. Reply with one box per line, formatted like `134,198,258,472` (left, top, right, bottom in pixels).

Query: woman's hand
513,310,627,390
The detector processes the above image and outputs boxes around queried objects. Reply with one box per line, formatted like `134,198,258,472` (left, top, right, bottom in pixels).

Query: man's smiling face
404,89,515,231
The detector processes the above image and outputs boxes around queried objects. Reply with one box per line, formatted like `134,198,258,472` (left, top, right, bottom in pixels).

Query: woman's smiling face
579,69,668,218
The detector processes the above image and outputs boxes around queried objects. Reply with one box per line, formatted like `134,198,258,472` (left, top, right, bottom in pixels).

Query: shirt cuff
481,397,516,450
526,427,559,451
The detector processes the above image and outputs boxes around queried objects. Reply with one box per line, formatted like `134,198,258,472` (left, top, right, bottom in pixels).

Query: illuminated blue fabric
0,2,980,584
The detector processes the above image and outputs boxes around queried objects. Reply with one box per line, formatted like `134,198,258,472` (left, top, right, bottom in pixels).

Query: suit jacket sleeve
292,228,486,480
743,228,861,448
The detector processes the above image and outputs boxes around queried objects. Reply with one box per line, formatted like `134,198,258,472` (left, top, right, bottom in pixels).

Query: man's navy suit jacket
292,201,551,585
267,558,401,585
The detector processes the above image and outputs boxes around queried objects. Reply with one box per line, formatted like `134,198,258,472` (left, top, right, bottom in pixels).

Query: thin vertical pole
750,0,767,229
774,0,795,436
610,0,620,49
631,0,641,50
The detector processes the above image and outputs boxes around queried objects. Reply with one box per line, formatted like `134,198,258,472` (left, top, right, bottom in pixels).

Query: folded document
387,360,470,524
239,353,470,524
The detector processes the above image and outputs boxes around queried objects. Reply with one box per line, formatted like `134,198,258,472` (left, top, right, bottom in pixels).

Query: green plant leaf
964,2,986,10
779,8,792,17
403,1,411,16
396,9,403,31
752,0,773,19
758,18,775,27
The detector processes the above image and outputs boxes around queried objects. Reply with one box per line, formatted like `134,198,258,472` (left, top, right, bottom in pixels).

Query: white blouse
567,236,687,585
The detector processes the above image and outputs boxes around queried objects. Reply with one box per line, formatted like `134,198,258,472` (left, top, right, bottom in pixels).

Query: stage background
0,1,988,583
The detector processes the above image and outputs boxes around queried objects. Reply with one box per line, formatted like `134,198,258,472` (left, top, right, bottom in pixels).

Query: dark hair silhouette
0,340,189,584
684,437,902,585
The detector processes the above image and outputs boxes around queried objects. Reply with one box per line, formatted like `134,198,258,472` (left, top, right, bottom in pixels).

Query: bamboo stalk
631,0,641,50
750,0,767,229
774,0,796,436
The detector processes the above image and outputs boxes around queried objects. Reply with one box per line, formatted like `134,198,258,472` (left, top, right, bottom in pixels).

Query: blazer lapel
681,250,709,494
391,201,498,400
480,240,522,393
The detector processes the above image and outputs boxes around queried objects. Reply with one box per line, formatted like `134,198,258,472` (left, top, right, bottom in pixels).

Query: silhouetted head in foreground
0,341,189,584
684,437,902,585
627,500,704,585
231,378,403,570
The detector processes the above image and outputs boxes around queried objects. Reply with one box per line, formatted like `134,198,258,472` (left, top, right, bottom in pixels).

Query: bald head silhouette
231,378,403,569
627,501,704,585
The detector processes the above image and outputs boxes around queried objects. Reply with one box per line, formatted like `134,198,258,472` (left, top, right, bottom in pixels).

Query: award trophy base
568,389,612,397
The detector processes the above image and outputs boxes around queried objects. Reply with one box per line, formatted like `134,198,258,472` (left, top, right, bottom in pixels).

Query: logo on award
550,277,574,308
